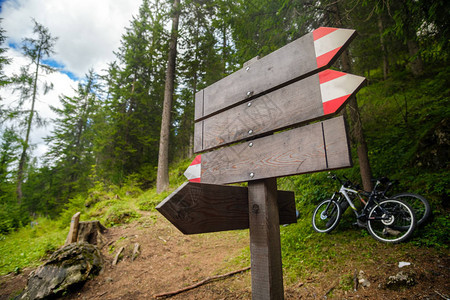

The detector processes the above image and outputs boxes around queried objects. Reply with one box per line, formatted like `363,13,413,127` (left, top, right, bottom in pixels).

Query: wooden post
65,212,81,245
248,178,284,300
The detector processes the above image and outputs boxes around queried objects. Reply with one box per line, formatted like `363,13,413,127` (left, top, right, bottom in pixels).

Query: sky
0,0,142,161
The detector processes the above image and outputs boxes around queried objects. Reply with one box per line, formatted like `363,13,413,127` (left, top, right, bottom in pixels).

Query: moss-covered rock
16,242,103,300
384,271,416,290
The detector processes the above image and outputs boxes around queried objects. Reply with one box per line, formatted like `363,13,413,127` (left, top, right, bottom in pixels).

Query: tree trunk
77,221,107,246
222,23,227,75
329,1,373,191
377,14,389,80
156,0,180,193
17,50,41,203
347,96,373,191
343,49,373,191
407,39,423,76
401,0,423,77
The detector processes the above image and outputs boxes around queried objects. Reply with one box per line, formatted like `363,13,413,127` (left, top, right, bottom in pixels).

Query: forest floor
1,212,449,300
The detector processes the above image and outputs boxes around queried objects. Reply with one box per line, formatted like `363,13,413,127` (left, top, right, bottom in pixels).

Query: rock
358,270,370,288
398,261,411,268
16,242,103,300
385,271,416,290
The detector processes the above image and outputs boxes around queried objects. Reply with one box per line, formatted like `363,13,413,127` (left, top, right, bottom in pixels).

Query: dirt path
1,212,449,299
60,213,251,300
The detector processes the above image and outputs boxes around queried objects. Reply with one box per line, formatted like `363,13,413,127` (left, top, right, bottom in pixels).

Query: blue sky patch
42,59,78,81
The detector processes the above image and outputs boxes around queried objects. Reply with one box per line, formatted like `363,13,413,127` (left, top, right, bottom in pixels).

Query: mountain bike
365,177,431,227
312,174,417,243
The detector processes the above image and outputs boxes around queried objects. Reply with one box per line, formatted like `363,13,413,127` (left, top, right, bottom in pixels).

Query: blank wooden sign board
156,27,366,300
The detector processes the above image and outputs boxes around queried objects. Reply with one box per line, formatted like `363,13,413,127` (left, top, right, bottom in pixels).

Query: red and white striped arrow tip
184,154,201,182
319,69,366,115
313,27,355,68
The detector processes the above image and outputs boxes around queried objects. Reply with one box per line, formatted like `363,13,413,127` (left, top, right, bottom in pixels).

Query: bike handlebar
328,173,353,188
328,173,398,195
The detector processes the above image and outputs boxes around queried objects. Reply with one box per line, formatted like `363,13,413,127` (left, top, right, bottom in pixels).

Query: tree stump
77,221,107,247
65,212,81,245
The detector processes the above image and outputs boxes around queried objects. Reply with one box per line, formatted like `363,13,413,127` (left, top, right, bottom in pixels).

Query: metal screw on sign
249,142,253,147
246,66,250,71
249,172,255,178
252,204,259,214
247,102,252,107
248,129,253,135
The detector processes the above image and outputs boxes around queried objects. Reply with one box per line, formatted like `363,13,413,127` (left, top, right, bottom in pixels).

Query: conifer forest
0,0,448,244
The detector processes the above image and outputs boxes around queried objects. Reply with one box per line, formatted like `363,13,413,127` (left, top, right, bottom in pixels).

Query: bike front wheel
366,199,416,243
312,199,342,233
392,193,431,226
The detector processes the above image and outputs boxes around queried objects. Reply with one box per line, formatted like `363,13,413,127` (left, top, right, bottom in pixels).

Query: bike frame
338,185,362,212
331,179,384,219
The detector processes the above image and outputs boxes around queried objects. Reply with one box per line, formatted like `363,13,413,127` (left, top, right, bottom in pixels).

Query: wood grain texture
248,179,284,299
194,89,204,123
155,182,296,235
195,32,317,121
194,121,203,153
65,212,81,245
195,74,322,153
200,116,351,184
323,116,353,169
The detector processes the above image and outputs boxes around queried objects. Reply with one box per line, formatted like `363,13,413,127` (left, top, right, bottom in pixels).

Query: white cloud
1,0,141,78
1,48,78,160
0,0,142,163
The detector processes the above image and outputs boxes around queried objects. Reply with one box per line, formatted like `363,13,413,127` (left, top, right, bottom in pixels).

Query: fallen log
153,266,251,298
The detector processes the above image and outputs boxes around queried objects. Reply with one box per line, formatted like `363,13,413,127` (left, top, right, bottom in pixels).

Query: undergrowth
0,69,448,279
0,218,66,276
0,158,192,275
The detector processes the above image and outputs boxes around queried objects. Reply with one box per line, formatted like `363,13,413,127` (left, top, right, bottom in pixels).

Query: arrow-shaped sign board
165,27,365,300
156,182,297,234
195,27,357,121
194,70,365,153
188,116,351,184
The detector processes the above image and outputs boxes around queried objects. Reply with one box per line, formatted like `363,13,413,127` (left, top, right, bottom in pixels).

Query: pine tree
0,19,12,126
0,19,10,88
96,0,169,185
0,128,20,199
44,70,100,199
173,0,222,159
157,0,181,193
11,20,57,202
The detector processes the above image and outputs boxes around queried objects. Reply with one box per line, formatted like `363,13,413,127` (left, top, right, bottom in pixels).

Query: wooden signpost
156,27,366,299
157,182,297,234
195,70,365,153
195,27,357,121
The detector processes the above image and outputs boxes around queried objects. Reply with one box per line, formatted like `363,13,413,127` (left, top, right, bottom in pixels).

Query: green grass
0,218,66,275
1,68,448,280
0,157,193,276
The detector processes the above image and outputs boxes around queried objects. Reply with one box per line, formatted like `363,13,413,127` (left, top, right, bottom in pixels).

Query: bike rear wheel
366,199,416,243
392,193,431,226
312,199,342,233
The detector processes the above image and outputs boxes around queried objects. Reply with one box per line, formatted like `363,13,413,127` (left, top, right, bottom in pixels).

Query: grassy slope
1,67,448,277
